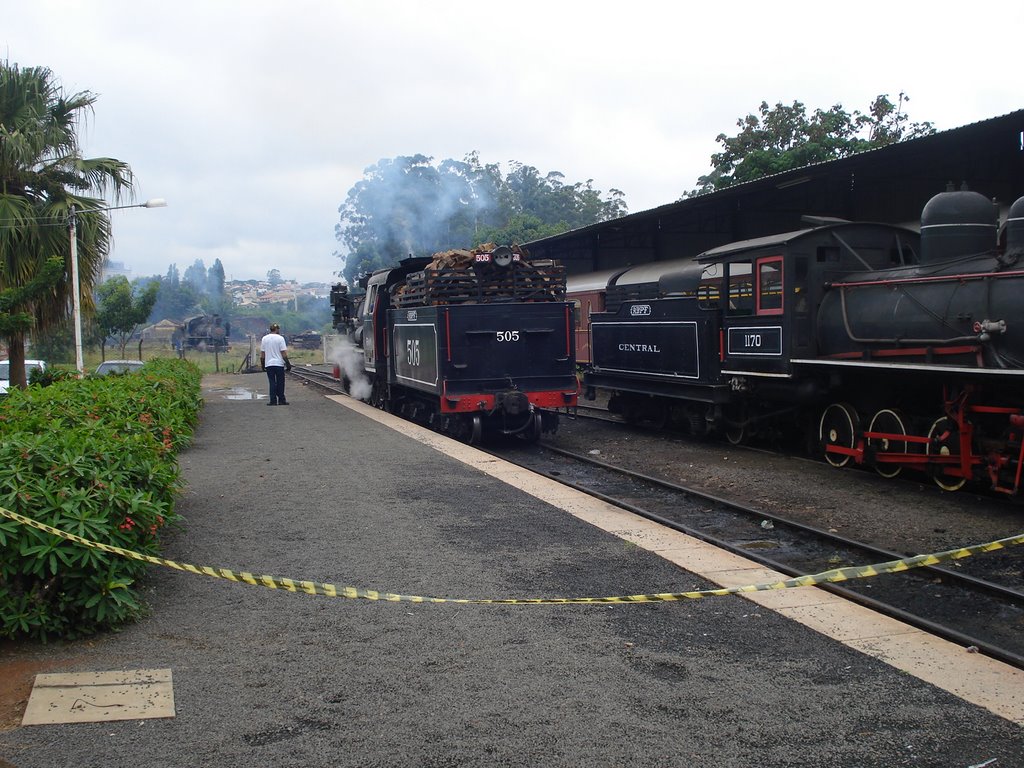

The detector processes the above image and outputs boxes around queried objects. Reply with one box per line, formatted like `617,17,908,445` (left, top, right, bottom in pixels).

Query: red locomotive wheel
867,409,908,479
926,416,968,491
818,403,860,468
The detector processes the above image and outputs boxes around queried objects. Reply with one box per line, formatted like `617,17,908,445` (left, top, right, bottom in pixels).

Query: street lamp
68,198,168,374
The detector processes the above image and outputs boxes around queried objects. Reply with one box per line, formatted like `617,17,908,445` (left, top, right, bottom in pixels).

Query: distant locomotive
173,314,231,351
288,330,323,350
331,245,578,443
573,187,1024,495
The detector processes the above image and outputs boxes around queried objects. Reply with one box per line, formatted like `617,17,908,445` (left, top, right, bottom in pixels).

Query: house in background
140,318,180,345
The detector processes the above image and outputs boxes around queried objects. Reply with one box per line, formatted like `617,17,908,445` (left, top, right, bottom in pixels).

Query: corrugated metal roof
527,108,1024,249
625,108,1024,218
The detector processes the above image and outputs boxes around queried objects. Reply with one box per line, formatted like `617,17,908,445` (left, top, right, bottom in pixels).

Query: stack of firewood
424,243,529,271
392,244,558,307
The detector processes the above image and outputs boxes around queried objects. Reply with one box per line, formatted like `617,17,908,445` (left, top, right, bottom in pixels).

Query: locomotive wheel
520,412,543,444
621,401,643,425
723,405,747,446
370,380,389,410
686,408,708,438
467,413,483,446
867,409,908,479
818,402,859,468
650,405,671,430
926,416,967,492
725,423,746,446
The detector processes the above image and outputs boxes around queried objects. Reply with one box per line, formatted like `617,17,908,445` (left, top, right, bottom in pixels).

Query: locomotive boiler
578,187,1024,495
331,245,578,443
815,190,1023,367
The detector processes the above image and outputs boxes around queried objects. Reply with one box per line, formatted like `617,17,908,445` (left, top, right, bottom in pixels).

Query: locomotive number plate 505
392,323,439,387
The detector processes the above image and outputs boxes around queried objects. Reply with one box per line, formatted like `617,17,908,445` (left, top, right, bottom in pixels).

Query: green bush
29,366,78,388
0,359,202,641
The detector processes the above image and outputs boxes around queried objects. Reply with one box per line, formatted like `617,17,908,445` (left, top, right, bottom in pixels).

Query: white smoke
329,338,372,402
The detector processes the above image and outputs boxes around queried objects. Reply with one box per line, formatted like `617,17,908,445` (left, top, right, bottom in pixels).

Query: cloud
4,0,1022,286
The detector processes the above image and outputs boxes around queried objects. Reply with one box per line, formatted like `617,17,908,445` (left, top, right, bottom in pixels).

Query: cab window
363,284,379,322
756,257,783,315
727,261,754,316
698,264,723,309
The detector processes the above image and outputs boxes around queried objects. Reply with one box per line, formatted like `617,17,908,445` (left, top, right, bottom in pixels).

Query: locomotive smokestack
920,187,998,263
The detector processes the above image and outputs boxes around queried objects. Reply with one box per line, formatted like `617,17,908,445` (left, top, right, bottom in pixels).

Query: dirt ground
0,647,86,732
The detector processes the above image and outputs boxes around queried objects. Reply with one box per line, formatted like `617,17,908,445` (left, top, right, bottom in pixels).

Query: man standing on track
259,323,292,405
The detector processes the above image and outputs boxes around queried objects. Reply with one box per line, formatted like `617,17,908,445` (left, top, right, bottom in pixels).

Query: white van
0,359,47,395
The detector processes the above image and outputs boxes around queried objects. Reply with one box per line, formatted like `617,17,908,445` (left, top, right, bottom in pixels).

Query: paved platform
1,371,1021,767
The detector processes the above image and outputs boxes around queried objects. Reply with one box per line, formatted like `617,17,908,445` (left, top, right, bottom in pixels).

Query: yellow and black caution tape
2,507,1023,604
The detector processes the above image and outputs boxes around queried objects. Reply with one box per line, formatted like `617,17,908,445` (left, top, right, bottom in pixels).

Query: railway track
292,367,1024,668
568,400,1024,500
572,403,625,425
289,365,346,392
490,440,1024,669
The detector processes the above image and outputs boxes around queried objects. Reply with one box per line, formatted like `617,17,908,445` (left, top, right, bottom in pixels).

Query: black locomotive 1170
331,245,578,443
576,187,1024,495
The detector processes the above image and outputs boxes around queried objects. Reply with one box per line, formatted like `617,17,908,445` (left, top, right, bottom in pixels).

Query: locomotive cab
698,222,920,381
358,257,432,376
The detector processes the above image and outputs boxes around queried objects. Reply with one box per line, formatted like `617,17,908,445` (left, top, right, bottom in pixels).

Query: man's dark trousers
266,365,286,404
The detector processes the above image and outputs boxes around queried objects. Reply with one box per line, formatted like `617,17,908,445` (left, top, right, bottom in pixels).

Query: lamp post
68,198,167,374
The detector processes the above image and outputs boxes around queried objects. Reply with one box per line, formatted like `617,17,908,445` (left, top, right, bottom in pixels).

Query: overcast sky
5,1,1022,285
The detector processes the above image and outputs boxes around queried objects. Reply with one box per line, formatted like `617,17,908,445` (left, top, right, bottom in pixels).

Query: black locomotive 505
576,187,1024,495
331,245,578,443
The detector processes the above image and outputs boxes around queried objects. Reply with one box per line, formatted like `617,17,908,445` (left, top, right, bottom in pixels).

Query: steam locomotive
172,314,231,351
331,245,578,443
573,187,1024,495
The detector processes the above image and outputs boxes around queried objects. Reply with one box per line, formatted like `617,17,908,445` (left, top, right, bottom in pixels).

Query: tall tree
0,256,64,341
95,275,159,359
148,267,199,323
207,258,225,303
182,258,207,292
0,61,134,387
474,213,569,248
683,93,935,197
165,263,180,287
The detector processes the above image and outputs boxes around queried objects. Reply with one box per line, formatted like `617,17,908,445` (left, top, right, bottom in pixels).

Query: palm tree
0,61,135,389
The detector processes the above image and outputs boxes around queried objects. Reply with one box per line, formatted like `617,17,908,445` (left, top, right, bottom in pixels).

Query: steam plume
329,338,372,402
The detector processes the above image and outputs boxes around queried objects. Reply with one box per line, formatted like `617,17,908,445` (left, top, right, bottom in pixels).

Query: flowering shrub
0,359,202,640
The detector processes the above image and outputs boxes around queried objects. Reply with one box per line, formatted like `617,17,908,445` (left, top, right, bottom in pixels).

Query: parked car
0,359,47,395
94,359,146,376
